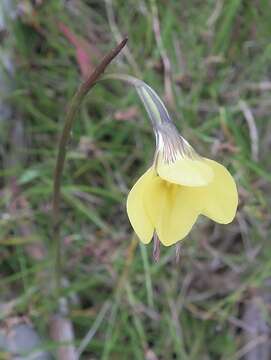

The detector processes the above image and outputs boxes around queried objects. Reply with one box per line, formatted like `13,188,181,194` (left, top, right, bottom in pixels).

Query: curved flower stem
52,38,128,299
102,73,173,129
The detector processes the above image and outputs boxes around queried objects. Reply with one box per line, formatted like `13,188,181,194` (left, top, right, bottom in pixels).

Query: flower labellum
126,78,238,247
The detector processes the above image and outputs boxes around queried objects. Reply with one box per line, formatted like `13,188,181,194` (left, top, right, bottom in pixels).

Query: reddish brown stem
52,38,128,297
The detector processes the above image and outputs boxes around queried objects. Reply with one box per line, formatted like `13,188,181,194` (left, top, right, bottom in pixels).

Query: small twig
52,38,128,298
50,313,77,360
239,100,259,162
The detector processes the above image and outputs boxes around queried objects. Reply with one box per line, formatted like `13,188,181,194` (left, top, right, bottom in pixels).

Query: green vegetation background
1,0,271,359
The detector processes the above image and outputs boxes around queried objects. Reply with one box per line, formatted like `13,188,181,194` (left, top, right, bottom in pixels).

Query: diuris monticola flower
126,78,238,247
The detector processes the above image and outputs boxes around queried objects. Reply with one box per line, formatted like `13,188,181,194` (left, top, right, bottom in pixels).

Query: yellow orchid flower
126,79,238,247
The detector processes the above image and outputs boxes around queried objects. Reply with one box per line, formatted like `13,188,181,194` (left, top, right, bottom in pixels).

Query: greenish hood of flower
103,74,200,164
129,77,199,165
156,122,199,165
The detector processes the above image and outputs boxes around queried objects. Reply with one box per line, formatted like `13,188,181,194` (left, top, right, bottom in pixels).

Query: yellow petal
195,159,238,224
157,154,214,187
144,179,199,246
126,168,155,243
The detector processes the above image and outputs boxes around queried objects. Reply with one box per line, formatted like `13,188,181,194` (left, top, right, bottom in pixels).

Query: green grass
1,0,271,359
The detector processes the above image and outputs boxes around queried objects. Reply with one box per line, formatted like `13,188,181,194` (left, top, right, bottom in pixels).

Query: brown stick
52,38,128,296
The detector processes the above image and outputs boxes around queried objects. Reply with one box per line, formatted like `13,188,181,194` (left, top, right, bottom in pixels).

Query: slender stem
52,38,128,297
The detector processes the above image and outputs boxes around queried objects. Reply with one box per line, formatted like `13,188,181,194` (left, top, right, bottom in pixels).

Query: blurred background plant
0,0,271,359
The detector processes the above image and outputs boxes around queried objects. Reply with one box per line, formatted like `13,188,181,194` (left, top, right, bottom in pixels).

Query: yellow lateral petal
195,159,238,224
144,179,200,246
126,168,155,244
157,154,214,187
